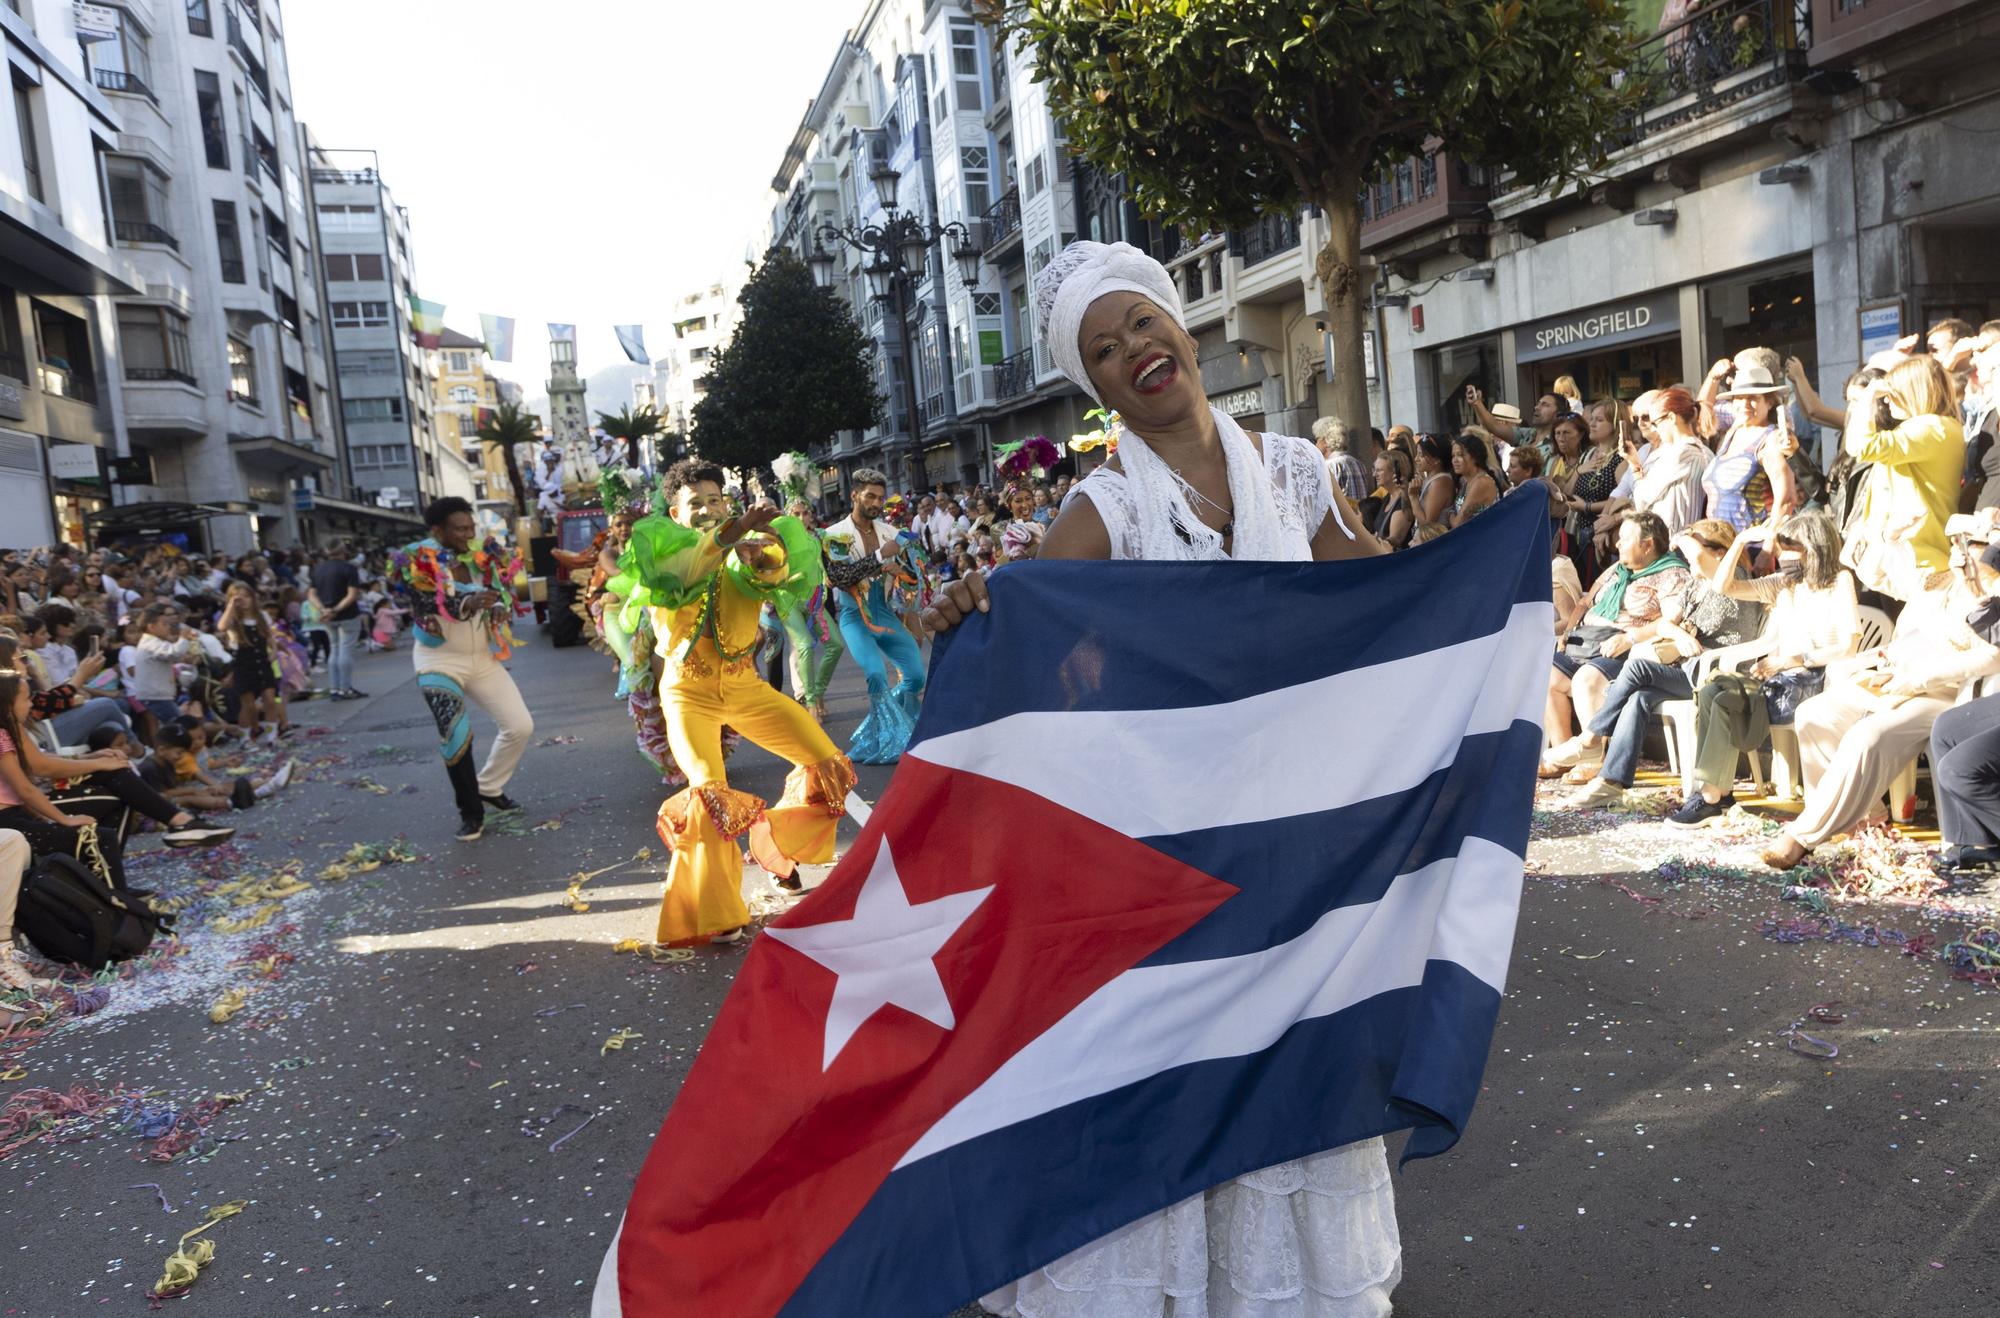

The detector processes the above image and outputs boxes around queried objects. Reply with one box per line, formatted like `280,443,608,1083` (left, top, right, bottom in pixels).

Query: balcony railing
1229,212,1302,269
982,188,1022,254
128,366,198,385
1620,0,1812,142
1360,151,1493,249
39,361,96,404
114,219,179,250
994,346,1035,401
226,6,271,101
92,68,155,101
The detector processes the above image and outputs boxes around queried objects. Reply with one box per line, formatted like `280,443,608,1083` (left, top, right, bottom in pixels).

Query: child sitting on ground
147,722,292,810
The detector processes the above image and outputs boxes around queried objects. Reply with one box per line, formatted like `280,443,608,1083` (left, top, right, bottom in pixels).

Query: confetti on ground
600,1028,643,1056
147,1199,246,1300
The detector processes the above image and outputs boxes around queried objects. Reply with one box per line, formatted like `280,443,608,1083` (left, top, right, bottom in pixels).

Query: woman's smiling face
1079,295,1203,430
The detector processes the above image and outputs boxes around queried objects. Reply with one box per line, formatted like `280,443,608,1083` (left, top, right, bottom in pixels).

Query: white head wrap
1034,241,1186,403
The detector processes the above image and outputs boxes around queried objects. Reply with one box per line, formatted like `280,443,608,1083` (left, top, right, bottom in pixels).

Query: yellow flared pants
654,645,851,945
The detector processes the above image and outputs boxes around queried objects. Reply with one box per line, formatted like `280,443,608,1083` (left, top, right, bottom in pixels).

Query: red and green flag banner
409,295,446,350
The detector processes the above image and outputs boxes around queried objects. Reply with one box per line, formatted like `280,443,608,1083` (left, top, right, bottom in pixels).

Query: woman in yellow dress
610,460,855,946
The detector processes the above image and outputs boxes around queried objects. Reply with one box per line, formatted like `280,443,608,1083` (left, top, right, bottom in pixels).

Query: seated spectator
1559,519,1769,807
1664,509,1861,825
1506,443,1546,490
1928,529,2000,882
35,604,80,686
1759,532,2000,868
1414,435,1455,528
1551,536,1583,636
0,634,129,748
1314,417,1368,505
0,827,47,992
1450,433,1500,528
1842,355,1966,598
1372,449,1414,551
1545,511,1691,760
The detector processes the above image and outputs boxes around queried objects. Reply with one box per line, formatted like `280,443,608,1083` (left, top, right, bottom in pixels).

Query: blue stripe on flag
919,487,1551,742
781,960,1498,1318
1138,720,1541,965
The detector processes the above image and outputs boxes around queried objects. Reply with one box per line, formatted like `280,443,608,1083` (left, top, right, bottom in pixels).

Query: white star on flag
765,841,993,1070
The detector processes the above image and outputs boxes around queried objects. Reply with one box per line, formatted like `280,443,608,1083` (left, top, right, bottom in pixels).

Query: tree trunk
502,450,527,516
626,436,642,470
1312,183,1372,433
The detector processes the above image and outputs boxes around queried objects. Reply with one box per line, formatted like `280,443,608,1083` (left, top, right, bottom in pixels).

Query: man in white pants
396,497,535,841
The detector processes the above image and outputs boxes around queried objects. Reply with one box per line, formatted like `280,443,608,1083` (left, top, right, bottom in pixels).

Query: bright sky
284,0,856,387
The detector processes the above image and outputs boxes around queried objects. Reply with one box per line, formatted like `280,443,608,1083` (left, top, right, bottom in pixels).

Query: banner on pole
480,313,517,362
409,296,446,350
548,323,577,343
615,325,650,365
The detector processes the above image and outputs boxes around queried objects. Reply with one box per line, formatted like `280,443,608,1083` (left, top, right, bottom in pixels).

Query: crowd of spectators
0,539,406,990
1501,318,2000,886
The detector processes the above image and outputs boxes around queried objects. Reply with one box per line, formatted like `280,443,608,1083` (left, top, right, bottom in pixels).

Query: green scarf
1589,551,1687,623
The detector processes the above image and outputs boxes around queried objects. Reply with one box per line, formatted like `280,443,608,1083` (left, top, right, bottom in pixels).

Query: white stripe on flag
591,1216,624,1317
897,835,1523,1169
909,600,1550,840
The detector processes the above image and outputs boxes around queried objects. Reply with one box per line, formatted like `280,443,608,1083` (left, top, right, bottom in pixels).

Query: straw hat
1488,402,1522,424
1718,364,1787,397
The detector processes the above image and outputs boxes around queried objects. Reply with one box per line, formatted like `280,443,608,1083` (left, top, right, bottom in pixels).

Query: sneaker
259,729,279,748
329,690,352,702
0,945,53,994
162,821,236,849
1539,734,1603,778
254,760,295,798
1932,846,2000,875
1667,793,1734,828
344,688,369,699
456,814,485,842
479,792,522,813
1571,777,1626,809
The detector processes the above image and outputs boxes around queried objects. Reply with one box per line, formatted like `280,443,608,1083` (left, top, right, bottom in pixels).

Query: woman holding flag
927,240,1398,1317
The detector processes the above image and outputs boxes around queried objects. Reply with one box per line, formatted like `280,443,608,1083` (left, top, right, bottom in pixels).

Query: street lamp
809,157,983,494
808,240,837,289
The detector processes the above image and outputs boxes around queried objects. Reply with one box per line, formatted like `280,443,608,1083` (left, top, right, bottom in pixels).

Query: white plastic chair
1766,604,1895,802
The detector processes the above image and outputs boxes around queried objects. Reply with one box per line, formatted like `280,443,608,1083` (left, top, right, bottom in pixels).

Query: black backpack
15,854,161,971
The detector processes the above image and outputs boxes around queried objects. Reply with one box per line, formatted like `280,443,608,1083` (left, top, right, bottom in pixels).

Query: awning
229,433,335,473
300,493,423,528
86,501,247,535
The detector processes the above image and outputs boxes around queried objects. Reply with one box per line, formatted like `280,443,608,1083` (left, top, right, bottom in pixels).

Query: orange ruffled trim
777,754,857,816
656,784,767,846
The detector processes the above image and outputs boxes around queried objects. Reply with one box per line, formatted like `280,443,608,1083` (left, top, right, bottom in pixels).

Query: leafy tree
985,0,1647,428
692,251,883,477
473,399,538,515
597,403,665,470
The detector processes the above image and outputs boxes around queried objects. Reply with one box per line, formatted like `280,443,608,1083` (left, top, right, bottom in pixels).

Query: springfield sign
1517,291,1679,364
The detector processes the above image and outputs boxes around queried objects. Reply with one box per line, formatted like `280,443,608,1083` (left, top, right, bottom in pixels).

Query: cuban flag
596,491,1551,1317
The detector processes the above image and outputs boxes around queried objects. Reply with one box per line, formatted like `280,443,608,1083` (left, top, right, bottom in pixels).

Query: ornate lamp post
808,162,982,494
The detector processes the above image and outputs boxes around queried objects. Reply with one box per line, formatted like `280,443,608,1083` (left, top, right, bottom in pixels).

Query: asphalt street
1,624,1996,1316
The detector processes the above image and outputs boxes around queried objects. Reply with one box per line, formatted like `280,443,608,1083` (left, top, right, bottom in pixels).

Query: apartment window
343,396,404,423
285,367,310,425
187,2,212,36
263,204,289,253
961,145,991,217
338,350,396,375
33,303,98,404
1025,153,1047,199
195,71,228,168
227,336,257,402
448,351,469,372
448,384,476,403
89,8,155,96
0,283,22,380
119,307,196,383
12,76,43,204
315,203,377,233
323,252,385,281
105,157,174,246
275,290,299,335
330,301,390,328
950,23,983,112
972,292,1002,317
350,443,409,468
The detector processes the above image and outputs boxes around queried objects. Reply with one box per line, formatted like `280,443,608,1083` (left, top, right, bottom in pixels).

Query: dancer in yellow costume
610,459,855,946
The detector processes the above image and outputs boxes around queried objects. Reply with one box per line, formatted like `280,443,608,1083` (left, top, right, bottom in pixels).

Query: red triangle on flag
613,755,1237,1317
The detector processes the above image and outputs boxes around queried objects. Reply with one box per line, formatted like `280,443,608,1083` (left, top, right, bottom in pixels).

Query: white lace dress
984,429,1403,1318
